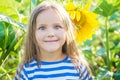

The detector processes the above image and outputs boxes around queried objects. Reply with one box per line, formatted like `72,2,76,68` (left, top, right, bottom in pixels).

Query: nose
48,34,54,38
47,29,55,38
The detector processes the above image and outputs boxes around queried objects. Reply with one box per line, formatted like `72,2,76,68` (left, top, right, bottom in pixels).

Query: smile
45,40,58,42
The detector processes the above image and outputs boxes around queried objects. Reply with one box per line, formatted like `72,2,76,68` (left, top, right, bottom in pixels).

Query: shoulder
14,59,37,80
70,58,93,80
80,63,93,80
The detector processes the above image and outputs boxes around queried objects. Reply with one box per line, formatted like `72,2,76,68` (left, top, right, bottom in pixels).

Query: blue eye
39,26,46,30
55,25,61,30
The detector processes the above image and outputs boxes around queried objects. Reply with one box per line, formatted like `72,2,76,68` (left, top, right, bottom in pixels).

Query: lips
45,40,58,42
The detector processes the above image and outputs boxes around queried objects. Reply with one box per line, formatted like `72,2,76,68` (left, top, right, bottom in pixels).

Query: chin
45,48,61,53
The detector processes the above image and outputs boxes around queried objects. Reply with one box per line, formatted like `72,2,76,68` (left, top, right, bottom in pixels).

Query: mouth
45,40,58,42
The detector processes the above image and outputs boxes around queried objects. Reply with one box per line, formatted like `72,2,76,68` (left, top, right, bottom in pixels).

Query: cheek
35,31,43,43
62,30,66,38
57,30,66,42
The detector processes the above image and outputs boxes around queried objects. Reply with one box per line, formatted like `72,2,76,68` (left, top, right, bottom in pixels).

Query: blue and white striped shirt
15,56,93,80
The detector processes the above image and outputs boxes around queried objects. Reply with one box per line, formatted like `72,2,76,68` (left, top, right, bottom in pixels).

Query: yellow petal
75,32,82,44
66,1,99,44
65,2,76,11
89,12,98,19
76,10,81,22
69,11,76,20
83,0,91,10
79,11,86,26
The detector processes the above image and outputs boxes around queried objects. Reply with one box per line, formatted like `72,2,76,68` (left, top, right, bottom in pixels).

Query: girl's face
35,8,66,55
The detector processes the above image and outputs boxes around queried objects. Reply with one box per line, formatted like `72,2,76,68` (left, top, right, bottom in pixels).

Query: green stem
0,23,9,66
0,37,17,65
105,17,111,70
0,66,12,80
3,23,8,54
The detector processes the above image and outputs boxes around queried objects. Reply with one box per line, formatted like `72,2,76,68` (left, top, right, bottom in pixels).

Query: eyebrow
37,22,63,26
53,22,63,25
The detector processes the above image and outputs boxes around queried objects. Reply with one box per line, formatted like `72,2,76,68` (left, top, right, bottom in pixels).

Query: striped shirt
15,56,93,80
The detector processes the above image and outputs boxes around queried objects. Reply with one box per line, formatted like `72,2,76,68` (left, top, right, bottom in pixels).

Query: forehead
36,8,63,24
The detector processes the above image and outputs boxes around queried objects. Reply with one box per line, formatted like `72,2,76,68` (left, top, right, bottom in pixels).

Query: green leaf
0,14,25,29
15,0,22,3
0,0,20,21
32,0,38,5
96,68,113,79
0,22,15,51
0,22,16,65
14,33,25,51
0,22,5,49
0,36,17,65
96,48,106,56
113,72,120,79
114,0,120,10
94,0,120,17
0,0,30,22
0,14,25,66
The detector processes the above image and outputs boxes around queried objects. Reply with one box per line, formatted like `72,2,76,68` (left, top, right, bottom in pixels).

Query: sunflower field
0,0,120,80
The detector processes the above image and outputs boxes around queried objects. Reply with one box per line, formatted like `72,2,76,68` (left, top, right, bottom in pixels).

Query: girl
15,1,93,80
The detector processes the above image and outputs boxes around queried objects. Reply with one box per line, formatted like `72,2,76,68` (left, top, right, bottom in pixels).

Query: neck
40,51,66,62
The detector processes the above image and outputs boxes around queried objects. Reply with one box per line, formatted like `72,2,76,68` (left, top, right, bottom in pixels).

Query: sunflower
65,0,99,44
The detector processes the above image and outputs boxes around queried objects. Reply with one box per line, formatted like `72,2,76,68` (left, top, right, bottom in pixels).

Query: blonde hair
18,0,91,79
